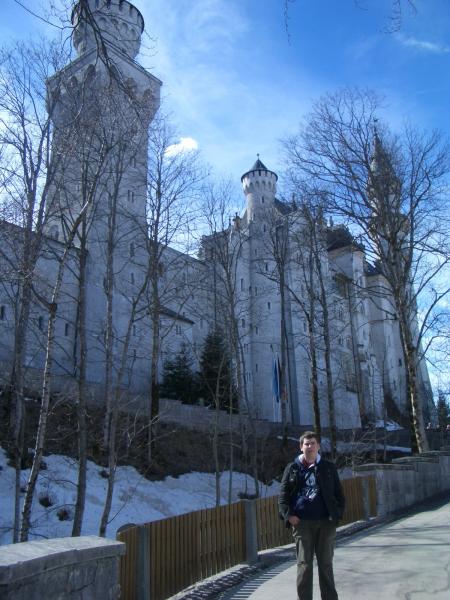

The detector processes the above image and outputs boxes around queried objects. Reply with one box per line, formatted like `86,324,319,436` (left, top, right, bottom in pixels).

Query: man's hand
288,515,300,526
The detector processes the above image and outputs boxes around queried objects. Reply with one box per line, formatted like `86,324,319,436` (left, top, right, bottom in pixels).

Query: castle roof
241,155,278,182
160,306,194,325
250,157,269,171
327,225,364,253
365,260,383,277
274,198,293,215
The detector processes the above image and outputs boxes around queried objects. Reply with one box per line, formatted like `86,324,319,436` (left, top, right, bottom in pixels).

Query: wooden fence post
243,500,258,565
137,526,151,600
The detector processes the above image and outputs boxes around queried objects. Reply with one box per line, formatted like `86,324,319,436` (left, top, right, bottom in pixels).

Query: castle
0,0,434,430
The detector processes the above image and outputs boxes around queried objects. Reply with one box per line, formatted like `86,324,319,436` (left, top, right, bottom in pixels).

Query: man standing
279,432,345,600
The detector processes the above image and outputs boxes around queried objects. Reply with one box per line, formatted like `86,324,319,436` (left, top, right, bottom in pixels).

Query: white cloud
165,136,199,156
396,34,450,54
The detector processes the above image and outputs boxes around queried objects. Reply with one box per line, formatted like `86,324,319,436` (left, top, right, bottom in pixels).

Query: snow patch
0,447,279,545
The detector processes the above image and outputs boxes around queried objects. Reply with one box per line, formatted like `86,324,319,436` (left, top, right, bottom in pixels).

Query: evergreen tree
199,328,237,411
160,343,200,405
437,390,449,430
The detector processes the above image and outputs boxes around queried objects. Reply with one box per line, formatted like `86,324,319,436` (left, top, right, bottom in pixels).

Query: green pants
292,519,338,600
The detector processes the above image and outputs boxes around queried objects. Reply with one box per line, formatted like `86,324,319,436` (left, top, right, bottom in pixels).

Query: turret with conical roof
241,155,278,222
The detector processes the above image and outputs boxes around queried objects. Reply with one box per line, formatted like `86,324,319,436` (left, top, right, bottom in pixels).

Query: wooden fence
117,475,376,600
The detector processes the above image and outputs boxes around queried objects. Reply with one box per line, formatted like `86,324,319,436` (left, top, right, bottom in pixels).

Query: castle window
263,224,267,232
265,262,269,272
175,325,182,335
254,248,258,256
255,363,258,373
130,242,135,257
267,301,271,310
0,306,4,320
335,277,348,298
133,325,137,336
346,337,352,350
255,326,259,335
241,319,245,328
130,155,137,168
398,358,402,366
64,323,69,336
38,316,44,331
255,287,258,296
240,278,244,291
128,190,135,203
133,348,137,359
131,272,135,284
261,196,265,204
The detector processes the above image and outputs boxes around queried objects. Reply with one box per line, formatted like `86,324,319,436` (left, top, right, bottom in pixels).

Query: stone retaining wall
0,536,125,600
354,449,450,515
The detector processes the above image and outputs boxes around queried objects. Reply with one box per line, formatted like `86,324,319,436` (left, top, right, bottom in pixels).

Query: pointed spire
369,119,401,196
250,153,269,172
241,155,278,182
371,121,394,178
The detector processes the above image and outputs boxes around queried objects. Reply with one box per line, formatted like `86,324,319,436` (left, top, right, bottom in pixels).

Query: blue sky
1,0,450,189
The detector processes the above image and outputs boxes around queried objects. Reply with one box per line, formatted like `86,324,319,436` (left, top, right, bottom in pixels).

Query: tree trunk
149,275,160,464
10,277,33,542
19,196,89,541
72,223,88,536
227,372,234,504
307,242,321,436
20,299,57,541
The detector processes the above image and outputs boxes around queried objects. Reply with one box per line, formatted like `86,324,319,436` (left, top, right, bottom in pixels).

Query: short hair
299,431,320,446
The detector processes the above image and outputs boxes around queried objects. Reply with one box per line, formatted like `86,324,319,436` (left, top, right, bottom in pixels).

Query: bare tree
0,39,70,542
198,179,261,499
144,113,205,462
283,0,417,37
291,201,338,455
283,86,450,453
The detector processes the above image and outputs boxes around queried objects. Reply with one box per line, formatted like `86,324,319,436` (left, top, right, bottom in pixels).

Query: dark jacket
278,456,345,525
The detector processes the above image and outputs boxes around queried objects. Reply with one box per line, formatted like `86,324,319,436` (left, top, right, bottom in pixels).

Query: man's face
301,437,320,462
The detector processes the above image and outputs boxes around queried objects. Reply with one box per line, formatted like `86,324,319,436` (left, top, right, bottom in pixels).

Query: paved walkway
220,499,450,600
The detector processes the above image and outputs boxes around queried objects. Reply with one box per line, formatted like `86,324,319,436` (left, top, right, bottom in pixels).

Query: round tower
71,0,144,60
241,156,278,222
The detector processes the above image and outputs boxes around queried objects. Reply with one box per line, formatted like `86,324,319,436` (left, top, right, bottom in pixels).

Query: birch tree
0,39,69,542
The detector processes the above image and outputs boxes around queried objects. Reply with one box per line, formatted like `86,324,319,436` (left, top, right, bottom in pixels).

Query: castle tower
71,0,144,60
43,0,162,394
45,0,162,241
241,156,278,222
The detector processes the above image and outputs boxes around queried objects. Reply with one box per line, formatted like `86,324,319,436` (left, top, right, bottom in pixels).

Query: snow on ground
0,446,279,546
374,420,403,431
